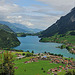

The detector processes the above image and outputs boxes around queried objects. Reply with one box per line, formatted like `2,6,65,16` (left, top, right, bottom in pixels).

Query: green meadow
0,51,75,75
14,58,66,75
40,34,75,45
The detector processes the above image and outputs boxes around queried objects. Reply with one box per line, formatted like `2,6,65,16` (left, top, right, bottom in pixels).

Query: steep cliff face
41,7,75,37
0,29,20,48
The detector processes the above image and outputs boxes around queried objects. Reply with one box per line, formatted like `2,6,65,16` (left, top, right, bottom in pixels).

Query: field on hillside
40,35,75,45
14,58,66,75
0,50,75,75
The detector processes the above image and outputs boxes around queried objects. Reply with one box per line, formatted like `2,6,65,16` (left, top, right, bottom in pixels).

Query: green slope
0,29,20,48
40,31,75,45
0,23,14,33
41,7,75,37
40,31,75,54
39,7,75,54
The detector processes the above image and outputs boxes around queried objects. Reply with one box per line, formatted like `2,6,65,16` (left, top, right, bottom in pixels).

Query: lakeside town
0,50,75,75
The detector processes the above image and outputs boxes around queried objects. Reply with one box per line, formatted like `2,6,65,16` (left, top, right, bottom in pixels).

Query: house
30,58,38,62
16,55,25,59
56,60,60,63
36,56,41,59
72,61,75,67
62,67,65,70
51,69,55,72
54,73,57,75
24,61,28,64
50,68,58,72
58,69,61,72
47,72,51,74
41,56,47,60
59,66,62,68
68,66,72,69
0,51,3,54
72,67,75,69
14,67,18,69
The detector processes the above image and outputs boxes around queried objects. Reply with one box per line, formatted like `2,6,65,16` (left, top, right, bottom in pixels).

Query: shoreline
39,37,75,54
13,36,75,58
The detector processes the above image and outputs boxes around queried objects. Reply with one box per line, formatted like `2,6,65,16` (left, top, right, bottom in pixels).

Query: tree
43,70,45,73
65,70,75,75
41,68,44,70
48,52,50,55
22,53,25,56
26,53,32,57
31,51,34,53
65,71,72,75
0,51,14,75
44,51,47,54
26,50,29,52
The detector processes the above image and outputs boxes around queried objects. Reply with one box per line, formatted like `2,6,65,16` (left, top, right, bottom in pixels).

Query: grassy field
13,58,66,75
58,69,75,75
0,50,33,63
40,34,75,54
0,50,75,75
40,35,75,45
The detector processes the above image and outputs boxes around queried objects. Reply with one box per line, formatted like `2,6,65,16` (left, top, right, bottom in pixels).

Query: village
0,50,75,75
14,52,75,75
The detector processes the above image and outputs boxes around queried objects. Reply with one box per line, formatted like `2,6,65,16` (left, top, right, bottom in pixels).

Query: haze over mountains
0,21,42,33
41,7,75,37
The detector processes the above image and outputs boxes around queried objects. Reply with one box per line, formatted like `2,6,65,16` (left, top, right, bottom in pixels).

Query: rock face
0,29,20,48
41,7,75,37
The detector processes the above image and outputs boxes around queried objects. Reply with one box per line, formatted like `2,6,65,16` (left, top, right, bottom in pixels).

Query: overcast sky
0,0,75,29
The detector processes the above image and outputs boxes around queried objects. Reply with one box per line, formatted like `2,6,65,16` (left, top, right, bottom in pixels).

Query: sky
0,0,75,29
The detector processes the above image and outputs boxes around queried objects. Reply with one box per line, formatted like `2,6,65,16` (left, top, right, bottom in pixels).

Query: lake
14,36,75,58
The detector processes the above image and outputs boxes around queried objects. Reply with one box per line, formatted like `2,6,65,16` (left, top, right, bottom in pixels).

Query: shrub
43,70,45,73
41,68,44,70
22,53,25,56
31,51,34,53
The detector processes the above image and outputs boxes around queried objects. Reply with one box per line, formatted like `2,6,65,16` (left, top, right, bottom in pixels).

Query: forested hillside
0,24,14,33
0,29,20,48
41,7,75,37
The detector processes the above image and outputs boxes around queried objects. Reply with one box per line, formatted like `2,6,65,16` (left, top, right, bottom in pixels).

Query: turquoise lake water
14,36,75,58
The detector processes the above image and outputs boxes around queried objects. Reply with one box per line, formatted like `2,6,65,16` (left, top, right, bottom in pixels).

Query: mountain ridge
41,7,75,37
0,21,42,33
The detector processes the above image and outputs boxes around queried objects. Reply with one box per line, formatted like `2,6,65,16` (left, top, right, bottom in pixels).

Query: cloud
36,0,75,13
0,0,75,29
7,16,22,19
0,1,26,21
24,22,34,26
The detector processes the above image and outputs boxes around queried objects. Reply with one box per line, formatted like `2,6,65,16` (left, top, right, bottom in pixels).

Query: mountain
0,21,29,33
41,7,75,37
0,23,14,33
30,28,43,33
12,23,42,33
0,29,20,48
0,21,42,33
